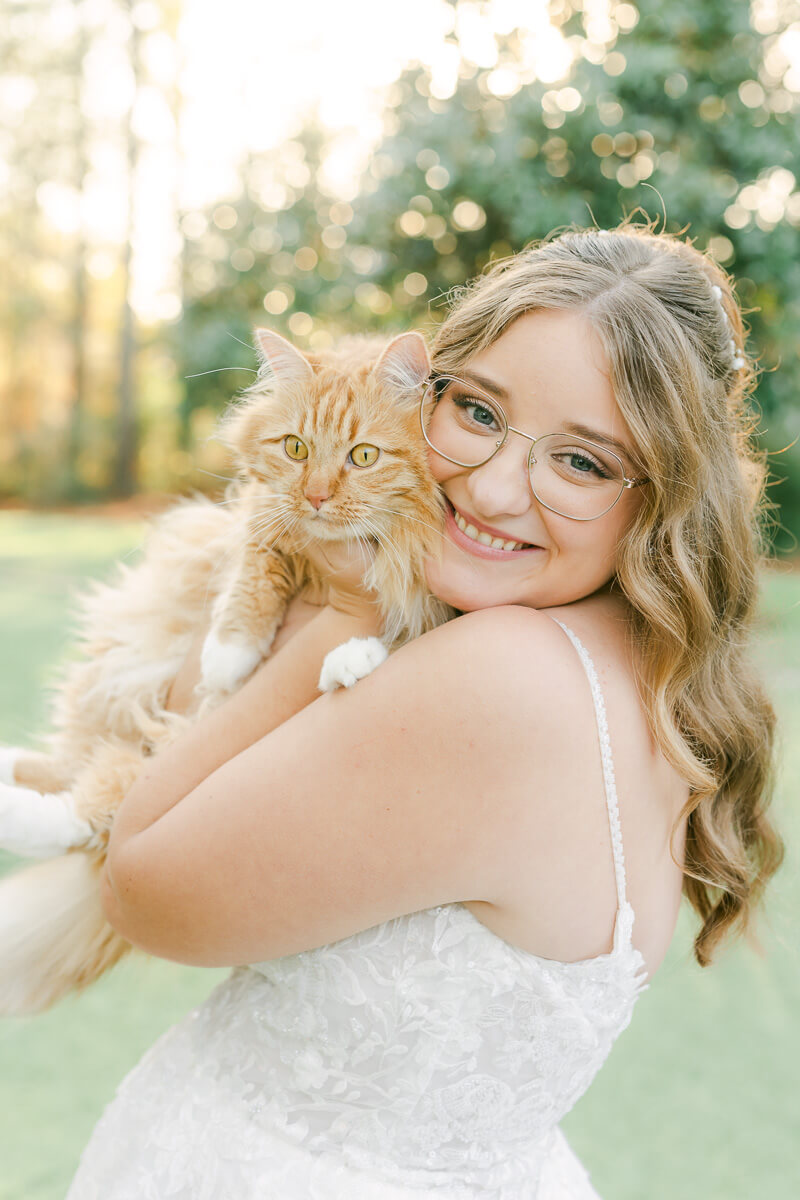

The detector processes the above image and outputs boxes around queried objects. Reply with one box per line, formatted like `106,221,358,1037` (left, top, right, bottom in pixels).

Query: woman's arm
106,601,381,852
101,606,600,967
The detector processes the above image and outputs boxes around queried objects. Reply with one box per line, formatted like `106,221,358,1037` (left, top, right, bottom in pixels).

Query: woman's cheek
428,449,458,487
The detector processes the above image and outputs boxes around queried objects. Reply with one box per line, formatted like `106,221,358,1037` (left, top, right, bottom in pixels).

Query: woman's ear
373,332,431,403
253,328,314,388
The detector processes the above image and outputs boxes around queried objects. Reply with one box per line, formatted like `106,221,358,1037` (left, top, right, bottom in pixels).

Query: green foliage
3,0,798,540
176,0,800,545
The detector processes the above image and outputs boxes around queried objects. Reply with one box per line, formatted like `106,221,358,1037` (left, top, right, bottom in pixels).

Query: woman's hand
163,538,382,720
304,537,383,626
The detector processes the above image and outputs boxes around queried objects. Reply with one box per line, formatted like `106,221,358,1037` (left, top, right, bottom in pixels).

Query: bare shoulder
426,598,688,975
409,598,634,745
409,603,596,715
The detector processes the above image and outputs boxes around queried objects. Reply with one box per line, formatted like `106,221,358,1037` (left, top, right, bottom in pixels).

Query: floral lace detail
67,903,645,1199
67,623,646,1199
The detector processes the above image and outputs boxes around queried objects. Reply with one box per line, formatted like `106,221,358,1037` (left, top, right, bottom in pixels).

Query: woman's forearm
107,604,381,863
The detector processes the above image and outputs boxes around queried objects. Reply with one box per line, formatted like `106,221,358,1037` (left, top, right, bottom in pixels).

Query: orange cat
0,329,453,1014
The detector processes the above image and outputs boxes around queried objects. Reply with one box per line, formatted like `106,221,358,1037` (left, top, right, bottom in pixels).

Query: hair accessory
711,284,746,370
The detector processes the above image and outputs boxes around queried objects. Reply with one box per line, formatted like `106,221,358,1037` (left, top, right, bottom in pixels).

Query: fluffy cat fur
0,329,453,1015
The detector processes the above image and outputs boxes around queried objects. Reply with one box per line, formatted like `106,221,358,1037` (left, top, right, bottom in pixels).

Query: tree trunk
114,1,141,497
66,6,90,487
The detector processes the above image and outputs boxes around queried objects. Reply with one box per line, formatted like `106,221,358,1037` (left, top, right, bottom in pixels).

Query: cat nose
305,489,329,510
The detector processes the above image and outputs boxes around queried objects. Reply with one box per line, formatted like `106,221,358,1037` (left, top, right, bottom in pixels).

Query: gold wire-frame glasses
419,375,647,522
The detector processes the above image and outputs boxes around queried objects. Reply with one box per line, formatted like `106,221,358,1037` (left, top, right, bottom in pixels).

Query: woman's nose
465,441,532,517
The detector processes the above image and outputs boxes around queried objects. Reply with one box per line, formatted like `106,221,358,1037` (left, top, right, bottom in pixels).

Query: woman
66,226,782,1198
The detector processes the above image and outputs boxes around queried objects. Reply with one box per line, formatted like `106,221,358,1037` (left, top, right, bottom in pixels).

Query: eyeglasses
419,375,647,522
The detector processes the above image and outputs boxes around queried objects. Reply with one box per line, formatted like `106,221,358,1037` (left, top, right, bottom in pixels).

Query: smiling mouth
447,500,537,552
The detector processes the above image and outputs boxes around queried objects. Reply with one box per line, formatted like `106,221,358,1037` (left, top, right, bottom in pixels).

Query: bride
60,225,781,1198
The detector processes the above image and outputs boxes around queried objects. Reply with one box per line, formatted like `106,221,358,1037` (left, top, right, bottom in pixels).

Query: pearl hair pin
711,284,746,370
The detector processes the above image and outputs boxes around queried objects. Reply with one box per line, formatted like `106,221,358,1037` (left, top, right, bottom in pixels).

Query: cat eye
284,435,309,461
349,443,380,467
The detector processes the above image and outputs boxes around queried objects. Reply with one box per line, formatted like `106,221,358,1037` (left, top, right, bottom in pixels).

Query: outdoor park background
0,0,799,1197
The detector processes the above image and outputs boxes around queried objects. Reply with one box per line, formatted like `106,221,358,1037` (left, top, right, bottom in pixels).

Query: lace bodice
67,620,648,1199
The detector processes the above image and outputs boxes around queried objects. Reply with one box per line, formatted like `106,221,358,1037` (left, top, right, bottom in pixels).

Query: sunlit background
1,5,800,1200
1,0,799,540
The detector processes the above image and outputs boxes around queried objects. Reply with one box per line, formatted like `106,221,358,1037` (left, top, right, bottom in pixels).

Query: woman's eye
349,443,380,467
453,396,500,429
284,435,309,461
569,454,596,473
555,450,608,478
470,404,497,427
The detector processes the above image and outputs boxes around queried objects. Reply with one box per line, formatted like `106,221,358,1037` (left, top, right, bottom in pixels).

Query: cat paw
0,746,24,785
200,631,263,694
318,637,388,692
0,782,93,858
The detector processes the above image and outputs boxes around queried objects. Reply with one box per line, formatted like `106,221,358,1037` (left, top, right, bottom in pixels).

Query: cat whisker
249,501,294,525
365,526,406,590
185,367,258,379
248,505,296,542
355,517,414,643
197,469,239,485
358,516,410,606
368,506,445,541
209,501,297,580
252,517,295,551
342,521,381,589
248,497,295,520
251,510,301,554
226,331,257,352
208,495,245,506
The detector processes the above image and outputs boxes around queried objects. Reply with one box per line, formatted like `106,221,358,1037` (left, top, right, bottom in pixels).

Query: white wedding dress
66,623,648,1199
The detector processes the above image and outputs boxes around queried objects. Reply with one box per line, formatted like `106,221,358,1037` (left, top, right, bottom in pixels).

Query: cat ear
373,332,431,402
254,328,314,388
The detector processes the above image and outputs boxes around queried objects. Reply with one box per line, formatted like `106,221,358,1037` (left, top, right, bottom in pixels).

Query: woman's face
425,308,645,612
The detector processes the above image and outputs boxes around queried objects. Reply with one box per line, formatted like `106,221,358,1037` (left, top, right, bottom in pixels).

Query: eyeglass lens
422,377,627,521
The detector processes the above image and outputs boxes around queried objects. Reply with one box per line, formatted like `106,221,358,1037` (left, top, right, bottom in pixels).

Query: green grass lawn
0,510,797,1200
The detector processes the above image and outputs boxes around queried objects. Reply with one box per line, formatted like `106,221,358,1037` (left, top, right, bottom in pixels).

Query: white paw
0,782,93,858
200,631,262,694
0,746,24,785
318,637,388,692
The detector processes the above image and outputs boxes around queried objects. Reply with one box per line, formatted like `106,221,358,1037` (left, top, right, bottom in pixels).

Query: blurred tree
341,0,800,542
66,3,91,487
2,0,799,540
176,0,800,542
114,0,143,498
0,0,85,500
173,127,354,446
0,0,185,503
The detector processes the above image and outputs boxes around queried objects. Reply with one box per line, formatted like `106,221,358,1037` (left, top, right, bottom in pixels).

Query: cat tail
0,852,130,1016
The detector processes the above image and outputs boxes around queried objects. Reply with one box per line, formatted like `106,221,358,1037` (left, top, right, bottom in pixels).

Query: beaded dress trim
550,619,636,950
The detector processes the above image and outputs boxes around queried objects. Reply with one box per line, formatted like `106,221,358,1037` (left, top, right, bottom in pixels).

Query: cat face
223,330,441,548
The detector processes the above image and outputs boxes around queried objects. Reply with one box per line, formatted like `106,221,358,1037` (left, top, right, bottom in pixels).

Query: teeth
453,507,525,551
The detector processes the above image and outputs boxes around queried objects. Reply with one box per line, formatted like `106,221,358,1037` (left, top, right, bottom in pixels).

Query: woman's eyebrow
460,370,635,461
460,369,510,400
563,422,633,460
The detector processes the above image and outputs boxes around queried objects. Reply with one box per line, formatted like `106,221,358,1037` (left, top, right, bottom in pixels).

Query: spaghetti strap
549,619,630,923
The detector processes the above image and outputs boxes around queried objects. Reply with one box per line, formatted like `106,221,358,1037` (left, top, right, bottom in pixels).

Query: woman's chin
425,547,615,613
425,557,523,613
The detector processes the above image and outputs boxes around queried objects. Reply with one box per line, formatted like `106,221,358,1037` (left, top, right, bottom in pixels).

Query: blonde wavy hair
430,224,783,966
